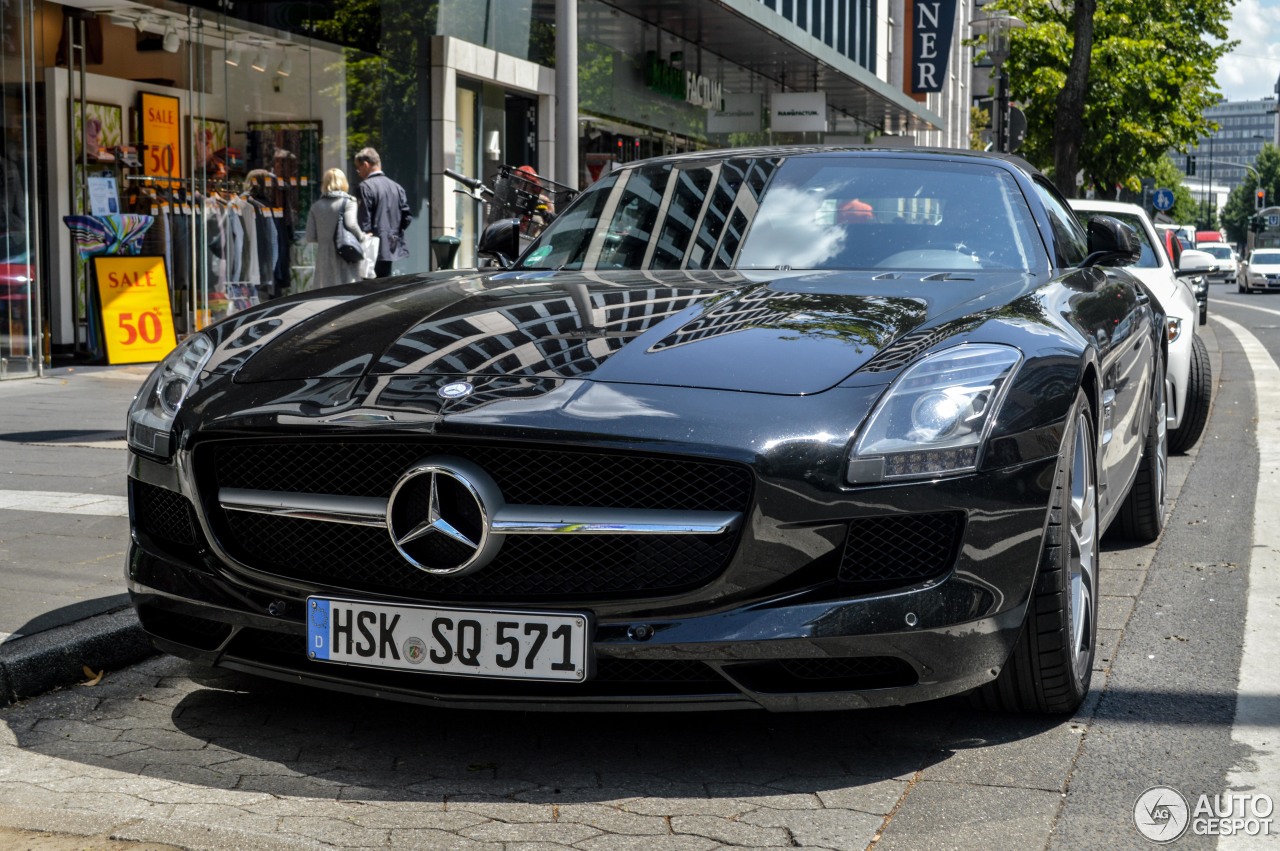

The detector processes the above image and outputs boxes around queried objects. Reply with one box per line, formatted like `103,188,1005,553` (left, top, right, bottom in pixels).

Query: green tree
1220,145,1280,244
970,105,991,151
985,0,1235,196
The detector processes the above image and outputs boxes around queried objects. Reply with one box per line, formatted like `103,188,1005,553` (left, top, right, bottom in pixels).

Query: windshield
1252,251,1280,265
519,155,1049,274
1202,246,1233,260
1074,210,1159,268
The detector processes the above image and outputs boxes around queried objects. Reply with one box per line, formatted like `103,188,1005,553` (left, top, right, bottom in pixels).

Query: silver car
1071,200,1211,454
1241,249,1280,293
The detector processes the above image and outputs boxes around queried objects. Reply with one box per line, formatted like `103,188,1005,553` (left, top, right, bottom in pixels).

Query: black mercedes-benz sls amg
127,148,1166,714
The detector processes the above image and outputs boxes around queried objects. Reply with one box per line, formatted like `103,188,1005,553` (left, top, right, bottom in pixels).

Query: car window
522,156,1049,273
1202,246,1232,260
1031,181,1088,267
1073,210,1159,268
1252,251,1280,264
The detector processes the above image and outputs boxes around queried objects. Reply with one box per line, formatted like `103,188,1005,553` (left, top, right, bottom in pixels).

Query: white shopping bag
359,235,380,279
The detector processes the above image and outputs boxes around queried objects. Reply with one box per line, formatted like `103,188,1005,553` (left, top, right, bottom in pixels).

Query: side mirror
1081,215,1142,267
477,218,522,268
1176,248,1217,278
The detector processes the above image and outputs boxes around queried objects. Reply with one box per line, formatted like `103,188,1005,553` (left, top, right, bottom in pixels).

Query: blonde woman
304,168,363,287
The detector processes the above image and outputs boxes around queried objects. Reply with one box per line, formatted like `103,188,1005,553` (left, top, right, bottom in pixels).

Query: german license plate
306,597,589,681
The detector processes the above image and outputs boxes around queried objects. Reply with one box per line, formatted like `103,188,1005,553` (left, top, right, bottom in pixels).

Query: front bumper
1246,274,1280,291
128,543,1027,712
126,446,1060,712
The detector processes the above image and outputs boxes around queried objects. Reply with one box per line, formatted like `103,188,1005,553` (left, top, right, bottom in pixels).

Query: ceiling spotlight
250,49,267,72
162,21,180,53
276,51,292,77
225,44,241,66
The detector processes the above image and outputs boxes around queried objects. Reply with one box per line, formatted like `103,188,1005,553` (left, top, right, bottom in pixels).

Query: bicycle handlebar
443,168,484,192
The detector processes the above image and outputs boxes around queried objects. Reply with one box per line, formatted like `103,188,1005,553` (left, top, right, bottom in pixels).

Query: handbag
335,217,363,264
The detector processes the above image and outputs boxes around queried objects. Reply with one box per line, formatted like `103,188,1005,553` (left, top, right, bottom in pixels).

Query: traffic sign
1152,188,1175,211
1270,214,1279,227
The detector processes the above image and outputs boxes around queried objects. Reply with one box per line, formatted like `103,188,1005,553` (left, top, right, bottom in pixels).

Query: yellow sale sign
93,256,177,364
139,92,181,179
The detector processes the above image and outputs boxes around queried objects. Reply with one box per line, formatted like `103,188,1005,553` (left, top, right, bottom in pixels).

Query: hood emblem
438,381,474,400
386,457,504,575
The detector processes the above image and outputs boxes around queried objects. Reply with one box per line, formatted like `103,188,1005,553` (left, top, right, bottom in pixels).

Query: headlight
848,344,1022,483
127,333,214,457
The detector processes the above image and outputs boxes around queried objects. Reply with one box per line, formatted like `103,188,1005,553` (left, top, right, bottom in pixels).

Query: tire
1113,354,1168,542
1169,334,1211,454
974,389,1098,715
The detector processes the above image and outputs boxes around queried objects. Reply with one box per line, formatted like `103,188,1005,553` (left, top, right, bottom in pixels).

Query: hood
226,269,1033,395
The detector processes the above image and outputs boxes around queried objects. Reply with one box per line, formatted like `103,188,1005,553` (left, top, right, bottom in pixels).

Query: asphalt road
0,289,1277,849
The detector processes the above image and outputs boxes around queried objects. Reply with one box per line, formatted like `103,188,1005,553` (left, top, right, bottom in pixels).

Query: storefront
1,0,556,375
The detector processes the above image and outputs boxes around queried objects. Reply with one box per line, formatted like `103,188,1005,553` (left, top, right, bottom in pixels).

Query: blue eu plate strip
307,598,331,660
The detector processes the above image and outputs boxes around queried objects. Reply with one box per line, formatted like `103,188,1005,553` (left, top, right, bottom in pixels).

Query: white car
1241,248,1280,293
1071,200,1211,454
1197,242,1238,284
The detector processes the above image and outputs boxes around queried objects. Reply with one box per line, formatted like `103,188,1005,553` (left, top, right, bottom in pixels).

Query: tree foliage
1220,144,1280,244
985,0,1236,196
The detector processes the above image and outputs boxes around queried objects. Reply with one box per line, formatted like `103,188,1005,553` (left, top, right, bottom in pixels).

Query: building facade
1,0,964,381
1177,97,1279,205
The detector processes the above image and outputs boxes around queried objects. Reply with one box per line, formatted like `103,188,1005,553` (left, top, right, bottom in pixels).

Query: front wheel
1169,334,1211,454
974,389,1098,714
1113,354,1168,542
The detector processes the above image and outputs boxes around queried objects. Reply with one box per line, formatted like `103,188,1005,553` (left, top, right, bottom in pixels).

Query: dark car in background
126,148,1165,715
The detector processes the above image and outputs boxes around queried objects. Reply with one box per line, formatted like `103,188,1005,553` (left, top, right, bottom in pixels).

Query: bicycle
442,165,576,268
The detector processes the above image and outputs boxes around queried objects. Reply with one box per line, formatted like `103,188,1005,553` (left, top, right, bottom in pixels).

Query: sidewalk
0,365,156,704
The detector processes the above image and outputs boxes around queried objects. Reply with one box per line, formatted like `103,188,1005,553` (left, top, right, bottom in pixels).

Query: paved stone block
576,838,721,851
742,805,886,849
669,814,792,846
617,796,755,818
1099,594,1137,631
873,780,1063,851
387,829,502,851
460,820,602,844
555,802,671,834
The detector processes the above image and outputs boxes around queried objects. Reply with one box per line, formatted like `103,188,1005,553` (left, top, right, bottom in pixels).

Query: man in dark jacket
354,147,411,278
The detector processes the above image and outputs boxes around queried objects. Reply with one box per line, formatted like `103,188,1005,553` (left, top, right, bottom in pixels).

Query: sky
1216,0,1280,101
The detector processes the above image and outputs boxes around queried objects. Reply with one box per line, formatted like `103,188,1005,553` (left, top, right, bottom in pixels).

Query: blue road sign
1152,188,1175,211
1270,214,1279,227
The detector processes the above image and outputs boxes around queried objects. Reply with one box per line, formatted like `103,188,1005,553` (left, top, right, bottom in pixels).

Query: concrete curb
0,608,156,705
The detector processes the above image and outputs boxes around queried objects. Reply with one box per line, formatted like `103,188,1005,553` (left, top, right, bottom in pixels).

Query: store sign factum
708,93,763,134
644,52,724,110
908,0,958,94
770,92,827,133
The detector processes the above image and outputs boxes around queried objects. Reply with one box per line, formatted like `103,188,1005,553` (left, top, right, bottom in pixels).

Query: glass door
0,0,40,378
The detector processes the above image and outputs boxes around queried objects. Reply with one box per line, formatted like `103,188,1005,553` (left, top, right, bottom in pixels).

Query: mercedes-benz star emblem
438,381,474,400
386,457,504,575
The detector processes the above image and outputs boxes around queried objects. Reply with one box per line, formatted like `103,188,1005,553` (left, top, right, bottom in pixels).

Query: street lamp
970,11,1027,153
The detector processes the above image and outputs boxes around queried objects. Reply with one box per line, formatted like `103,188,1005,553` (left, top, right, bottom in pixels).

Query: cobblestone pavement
0,651,1095,851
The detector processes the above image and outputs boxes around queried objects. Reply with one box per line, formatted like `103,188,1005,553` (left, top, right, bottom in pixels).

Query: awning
583,0,944,135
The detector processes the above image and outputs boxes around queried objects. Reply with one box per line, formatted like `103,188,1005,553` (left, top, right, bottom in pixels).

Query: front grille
839,511,963,589
198,439,753,600
207,440,750,511
131,480,201,548
222,512,737,598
